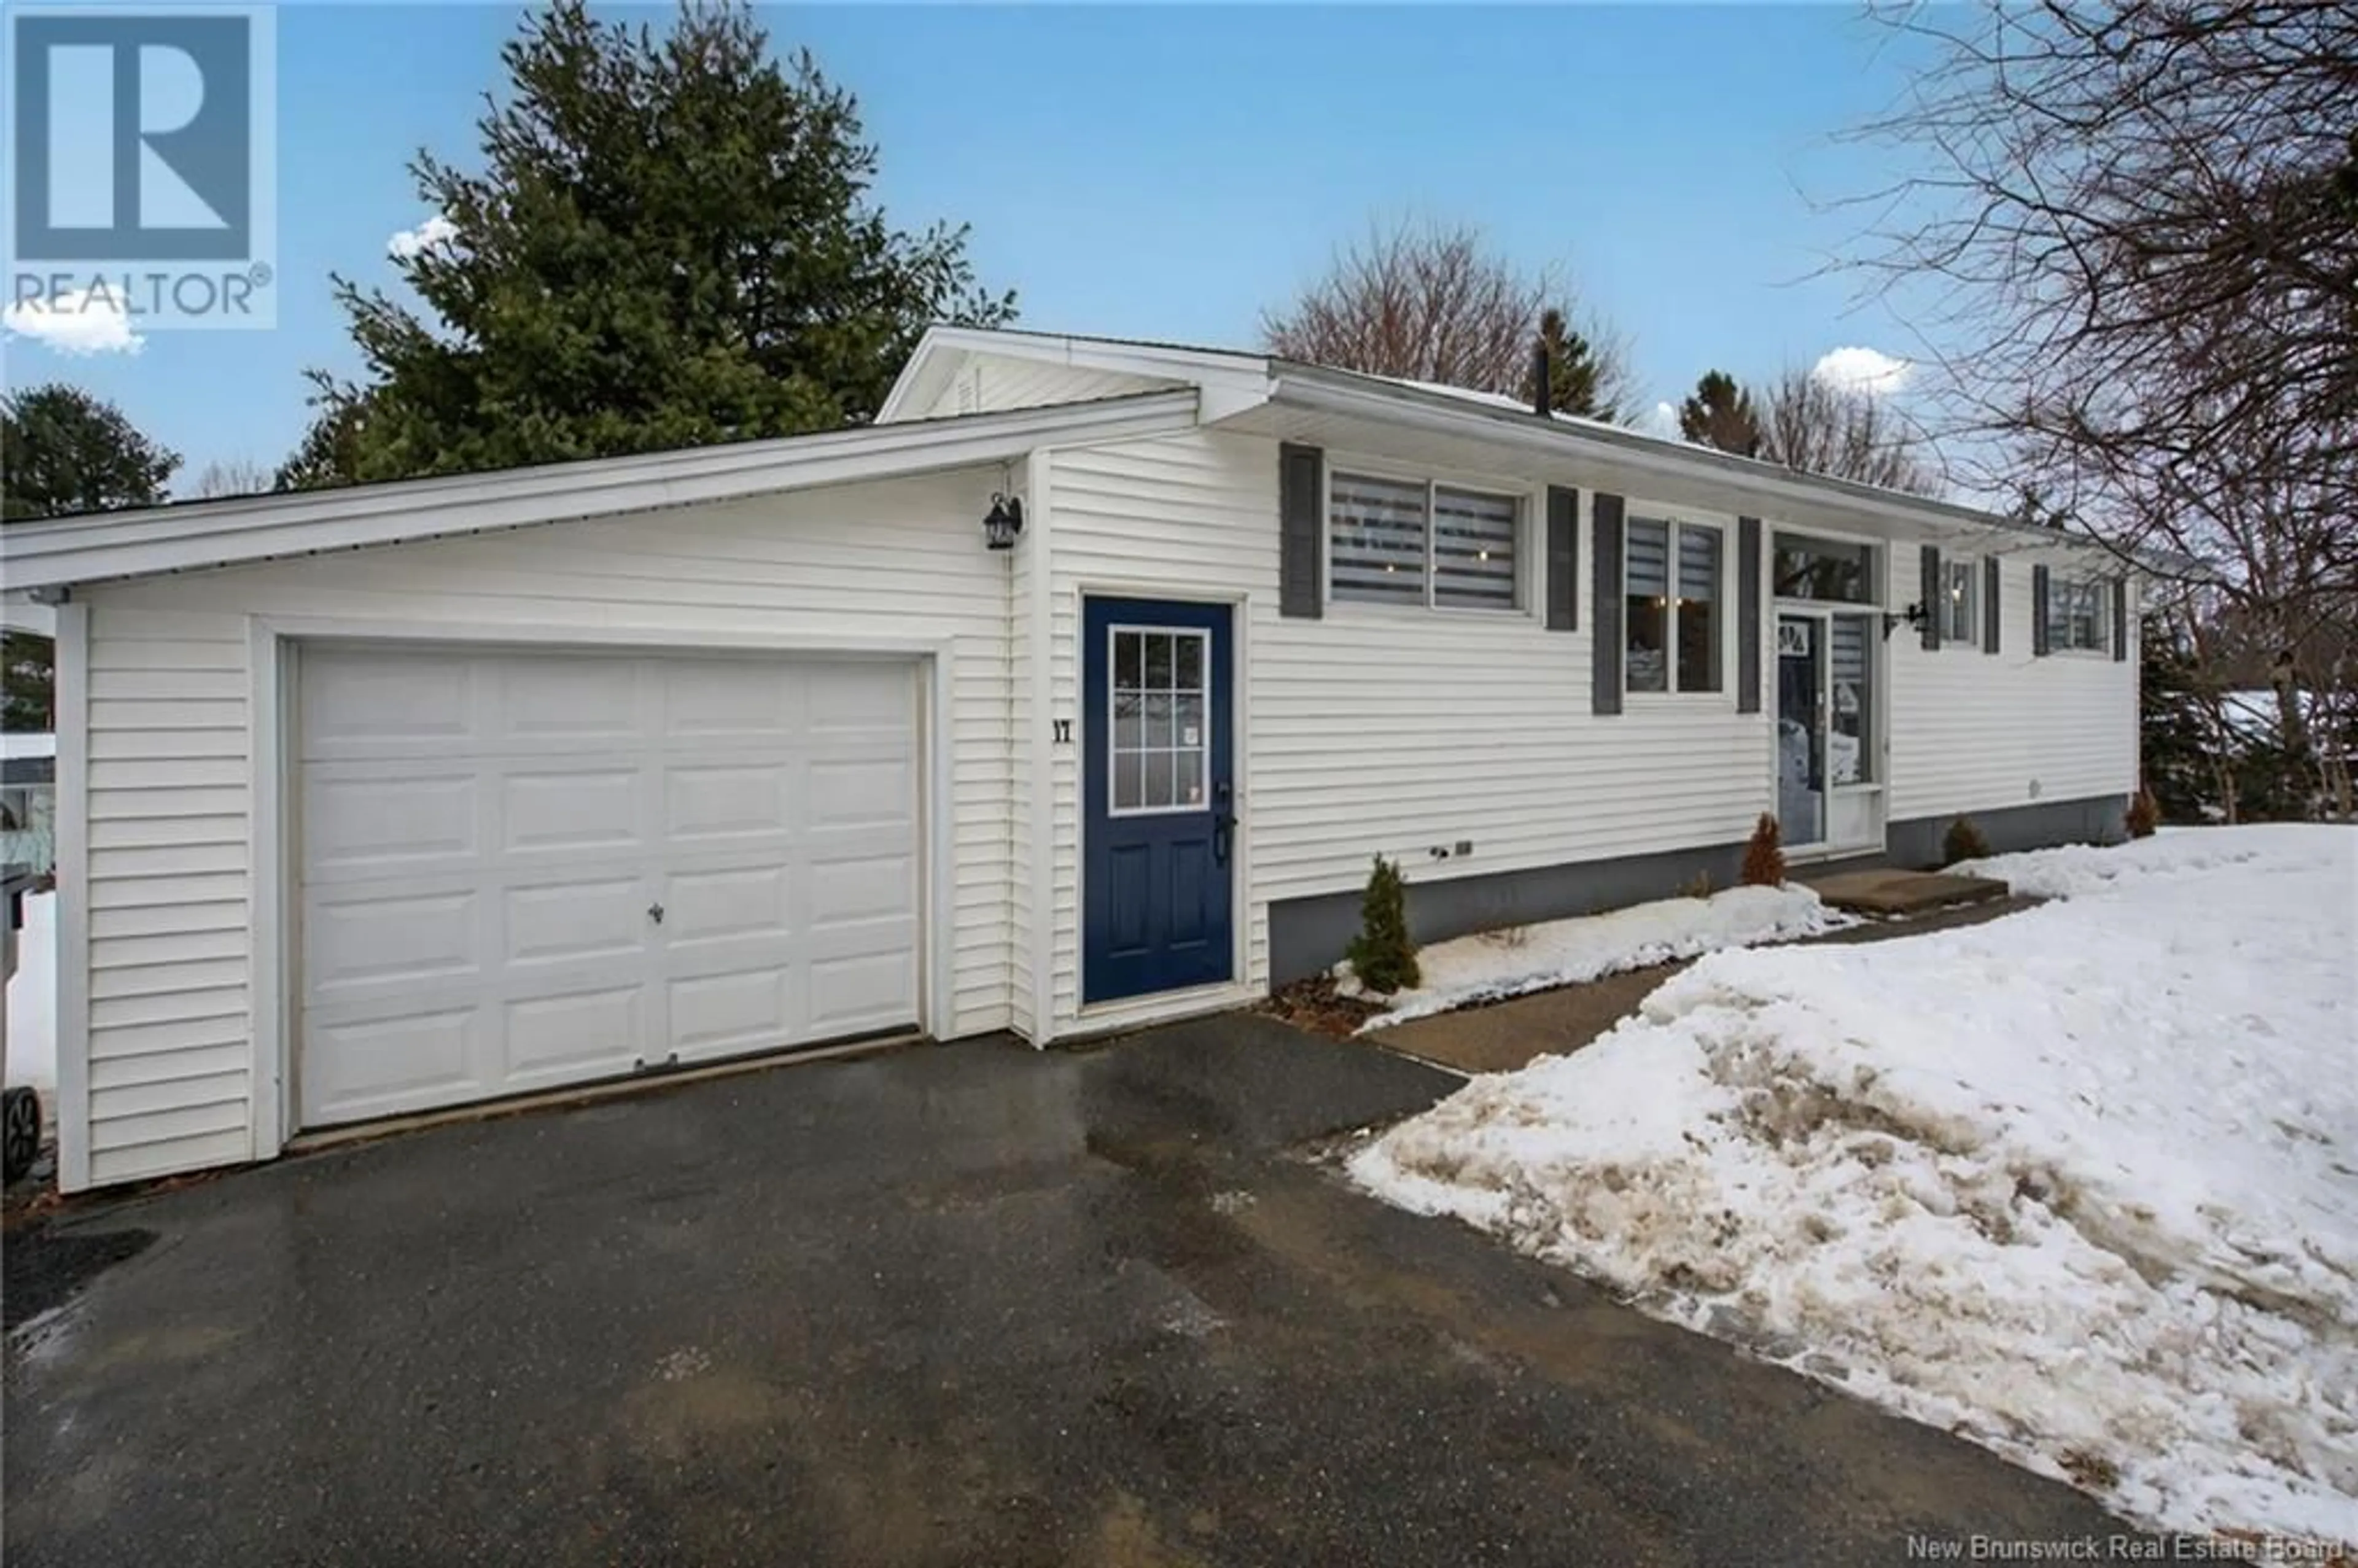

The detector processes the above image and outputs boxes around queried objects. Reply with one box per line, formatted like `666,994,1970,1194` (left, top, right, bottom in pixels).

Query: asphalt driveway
4,1015,2136,1566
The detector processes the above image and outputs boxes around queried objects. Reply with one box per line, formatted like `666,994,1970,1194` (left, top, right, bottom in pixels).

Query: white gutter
0,390,1200,592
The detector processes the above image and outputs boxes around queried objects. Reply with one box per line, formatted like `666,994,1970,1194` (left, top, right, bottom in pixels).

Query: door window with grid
1110,627,1210,814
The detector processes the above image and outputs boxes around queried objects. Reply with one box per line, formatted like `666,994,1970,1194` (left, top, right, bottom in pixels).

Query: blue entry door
1082,597,1236,1004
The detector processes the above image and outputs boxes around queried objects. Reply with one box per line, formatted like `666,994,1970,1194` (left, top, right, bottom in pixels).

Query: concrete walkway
1372,895,2042,1076
1,1011,2138,1566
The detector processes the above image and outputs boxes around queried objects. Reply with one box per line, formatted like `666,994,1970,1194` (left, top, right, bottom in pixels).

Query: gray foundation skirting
1269,840,1749,986
1880,793,2130,872
1266,793,2130,985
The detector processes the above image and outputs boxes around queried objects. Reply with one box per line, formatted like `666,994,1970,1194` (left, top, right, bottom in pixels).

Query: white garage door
295,643,920,1128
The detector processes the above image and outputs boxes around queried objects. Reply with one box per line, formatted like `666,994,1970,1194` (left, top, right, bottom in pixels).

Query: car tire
2,1085,39,1183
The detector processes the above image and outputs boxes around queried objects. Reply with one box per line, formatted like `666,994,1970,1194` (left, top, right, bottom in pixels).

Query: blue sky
1,3,1940,485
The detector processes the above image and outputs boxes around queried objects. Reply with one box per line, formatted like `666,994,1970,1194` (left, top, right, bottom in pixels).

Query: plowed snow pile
1350,825,2358,1540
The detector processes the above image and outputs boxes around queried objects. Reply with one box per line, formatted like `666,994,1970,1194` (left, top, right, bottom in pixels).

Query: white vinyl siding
1048,431,1768,1033
67,471,1017,1190
1890,553,2136,821
79,610,254,1186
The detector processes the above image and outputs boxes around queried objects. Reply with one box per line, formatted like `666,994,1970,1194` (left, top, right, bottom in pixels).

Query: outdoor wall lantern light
983,492,1025,550
1883,601,1929,639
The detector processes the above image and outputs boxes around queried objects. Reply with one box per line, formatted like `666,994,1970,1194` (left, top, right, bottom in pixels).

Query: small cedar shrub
1740,813,1784,888
1943,815,1992,867
2125,786,2161,839
1346,855,1420,995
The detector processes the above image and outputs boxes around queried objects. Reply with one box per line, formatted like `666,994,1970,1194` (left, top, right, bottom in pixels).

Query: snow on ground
1351,825,2358,1540
1342,884,1850,1031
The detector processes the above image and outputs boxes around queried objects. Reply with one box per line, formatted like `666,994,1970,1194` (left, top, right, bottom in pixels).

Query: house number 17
1053,718,1072,744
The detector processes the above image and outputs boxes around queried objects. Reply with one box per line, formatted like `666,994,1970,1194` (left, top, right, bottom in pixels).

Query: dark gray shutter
1278,443,1324,619
1545,487,1578,632
2032,565,2052,656
1919,545,1942,651
1592,493,1625,715
1736,516,1762,713
1983,556,2001,654
2112,576,2128,661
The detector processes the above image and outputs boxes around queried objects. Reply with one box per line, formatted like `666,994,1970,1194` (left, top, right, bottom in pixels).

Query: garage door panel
297,645,920,1130
809,853,916,925
500,767,645,854
809,950,917,1033
663,658,804,736
809,756,913,828
304,772,480,875
308,888,483,995
663,761,794,840
661,864,792,944
669,969,793,1060
305,1008,486,1122
300,652,474,758
496,656,642,741
506,879,648,965
504,985,646,1082
807,663,912,731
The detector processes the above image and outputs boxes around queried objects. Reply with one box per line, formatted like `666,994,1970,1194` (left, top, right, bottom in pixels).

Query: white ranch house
0,328,2137,1192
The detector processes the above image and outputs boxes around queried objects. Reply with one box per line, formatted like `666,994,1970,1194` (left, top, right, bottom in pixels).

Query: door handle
1212,782,1235,865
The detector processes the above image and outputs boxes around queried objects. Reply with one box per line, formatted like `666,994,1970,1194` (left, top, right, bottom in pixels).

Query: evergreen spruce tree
1942,816,1991,866
1526,308,1618,421
274,395,375,492
1740,813,1784,887
1,384,179,521
1677,370,1762,456
0,384,177,732
314,0,1016,481
1346,856,1420,995
2139,615,2218,823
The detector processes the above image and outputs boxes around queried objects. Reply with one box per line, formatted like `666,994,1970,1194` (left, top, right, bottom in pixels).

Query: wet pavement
4,1014,2138,1566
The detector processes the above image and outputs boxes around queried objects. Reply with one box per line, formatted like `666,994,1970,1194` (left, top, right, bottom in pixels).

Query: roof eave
1266,364,2125,555
1,390,1199,594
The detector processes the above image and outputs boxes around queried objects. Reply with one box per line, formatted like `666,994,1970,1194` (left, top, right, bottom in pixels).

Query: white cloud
1811,346,1911,397
1,284,144,356
387,212,458,261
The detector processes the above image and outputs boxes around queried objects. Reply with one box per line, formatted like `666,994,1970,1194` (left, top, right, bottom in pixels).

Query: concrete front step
1802,867,2012,917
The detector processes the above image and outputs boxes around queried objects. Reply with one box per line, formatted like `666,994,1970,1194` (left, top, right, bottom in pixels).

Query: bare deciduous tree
1262,217,1635,419
1846,1,2357,813
1758,367,1944,495
187,457,275,500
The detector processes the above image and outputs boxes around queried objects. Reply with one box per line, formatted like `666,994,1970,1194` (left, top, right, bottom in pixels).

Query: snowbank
1352,825,2358,1539
1343,884,1850,1031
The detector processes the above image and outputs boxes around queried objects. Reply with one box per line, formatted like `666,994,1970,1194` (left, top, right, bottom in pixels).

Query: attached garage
295,643,921,1127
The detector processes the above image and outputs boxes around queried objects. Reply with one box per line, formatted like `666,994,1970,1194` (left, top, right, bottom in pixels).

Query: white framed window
1108,626,1210,815
1329,470,1522,611
2046,576,2112,653
1942,559,1979,648
1626,515,1722,694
